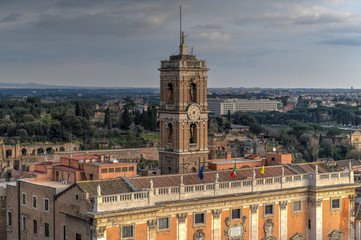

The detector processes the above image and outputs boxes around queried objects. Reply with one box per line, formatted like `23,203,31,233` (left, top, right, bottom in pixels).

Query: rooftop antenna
180,5,182,45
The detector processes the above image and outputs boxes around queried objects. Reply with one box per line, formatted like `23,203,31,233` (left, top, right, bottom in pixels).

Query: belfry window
167,83,174,104
189,83,197,103
190,124,197,144
167,123,173,143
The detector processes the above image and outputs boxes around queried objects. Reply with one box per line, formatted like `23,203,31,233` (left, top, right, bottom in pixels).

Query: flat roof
0,181,16,188
84,161,135,167
62,155,100,161
20,178,71,189
210,158,263,164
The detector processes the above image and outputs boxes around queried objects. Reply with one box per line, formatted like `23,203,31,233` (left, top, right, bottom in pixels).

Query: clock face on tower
187,104,201,121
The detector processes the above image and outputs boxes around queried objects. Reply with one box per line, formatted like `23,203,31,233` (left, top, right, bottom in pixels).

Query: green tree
104,107,111,130
121,107,132,129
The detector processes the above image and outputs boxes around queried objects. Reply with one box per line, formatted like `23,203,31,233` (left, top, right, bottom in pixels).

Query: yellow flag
261,165,265,175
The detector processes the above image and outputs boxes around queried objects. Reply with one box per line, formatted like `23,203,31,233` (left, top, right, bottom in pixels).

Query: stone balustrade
93,171,353,213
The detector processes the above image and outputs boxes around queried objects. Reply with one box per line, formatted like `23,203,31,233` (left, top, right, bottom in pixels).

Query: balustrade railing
96,171,352,212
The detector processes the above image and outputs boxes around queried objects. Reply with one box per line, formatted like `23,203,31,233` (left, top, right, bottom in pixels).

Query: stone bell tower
158,32,209,174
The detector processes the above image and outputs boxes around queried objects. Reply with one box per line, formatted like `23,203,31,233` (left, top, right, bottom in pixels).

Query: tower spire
180,5,182,46
179,5,188,55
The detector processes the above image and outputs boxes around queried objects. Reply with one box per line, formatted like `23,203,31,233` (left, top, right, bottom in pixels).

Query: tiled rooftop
62,155,100,161
84,161,134,167
76,178,133,197
129,165,297,190
210,158,263,164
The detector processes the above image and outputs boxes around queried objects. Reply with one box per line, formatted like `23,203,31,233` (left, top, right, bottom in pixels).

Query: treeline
232,110,358,161
0,97,96,143
250,105,361,126
0,97,159,150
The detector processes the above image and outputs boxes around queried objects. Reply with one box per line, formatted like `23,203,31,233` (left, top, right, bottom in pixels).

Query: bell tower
158,32,209,174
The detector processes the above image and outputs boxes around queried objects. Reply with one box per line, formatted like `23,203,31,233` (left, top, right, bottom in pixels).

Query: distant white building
208,98,282,115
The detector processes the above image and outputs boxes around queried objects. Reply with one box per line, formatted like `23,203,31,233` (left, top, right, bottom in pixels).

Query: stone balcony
189,143,197,151
166,143,173,151
93,171,354,213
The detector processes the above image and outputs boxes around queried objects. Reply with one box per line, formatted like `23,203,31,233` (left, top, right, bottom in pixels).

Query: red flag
230,162,236,179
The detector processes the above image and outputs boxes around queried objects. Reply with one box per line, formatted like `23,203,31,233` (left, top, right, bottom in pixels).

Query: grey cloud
195,23,223,30
319,37,361,46
0,13,20,22
294,14,347,25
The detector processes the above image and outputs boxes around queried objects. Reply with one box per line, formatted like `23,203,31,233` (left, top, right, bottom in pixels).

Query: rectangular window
76,233,81,240
331,199,340,209
231,209,241,220
109,168,114,173
194,213,205,225
122,167,128,172
101,168,107,173
264,204,274,215
33,219,37,234
44,198,49,211
22,193,26,205
122,225,134,238
115,167,121,172
68,173,71,180
45,223,49,237
7,211,12,227
32,195,37,209
22,215,27,231
292,201,302,212
129,166,134,171
63,226,66,240
158,217,169,230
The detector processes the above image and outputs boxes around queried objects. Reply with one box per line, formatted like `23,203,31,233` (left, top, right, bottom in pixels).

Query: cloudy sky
1,0,361,88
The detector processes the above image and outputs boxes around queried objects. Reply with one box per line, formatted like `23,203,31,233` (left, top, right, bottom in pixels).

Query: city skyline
1,0,361,88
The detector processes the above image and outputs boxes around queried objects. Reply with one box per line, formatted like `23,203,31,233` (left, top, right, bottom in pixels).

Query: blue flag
198,164,205,180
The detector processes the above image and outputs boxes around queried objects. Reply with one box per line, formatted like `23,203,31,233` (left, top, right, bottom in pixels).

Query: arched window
167,83,174,104
167,123,173,143
190,124,197,144
189,83,197,103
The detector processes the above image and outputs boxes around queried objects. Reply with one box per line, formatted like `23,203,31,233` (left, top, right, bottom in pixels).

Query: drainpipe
53,191,56,240
18,180,21,240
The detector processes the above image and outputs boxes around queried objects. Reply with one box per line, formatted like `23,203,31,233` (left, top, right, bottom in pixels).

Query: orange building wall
220,208,251,240
106,227,119,240
266,153,292,166
186,212,212,240
208,160,264,171
258,205,280,240
135,223,147,240
156,216,177,240
287,200,307,238
221,210,230,240
322,198,349,240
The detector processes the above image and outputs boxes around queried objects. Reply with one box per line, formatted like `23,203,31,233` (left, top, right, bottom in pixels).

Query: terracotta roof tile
129,165,296,190
76,178,133,197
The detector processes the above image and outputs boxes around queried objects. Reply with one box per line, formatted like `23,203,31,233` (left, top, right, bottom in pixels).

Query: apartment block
208,98,282,115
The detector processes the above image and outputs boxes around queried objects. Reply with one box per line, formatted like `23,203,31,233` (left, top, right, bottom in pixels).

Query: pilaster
279,201,288,240
177,213,188,240
212,209,222,240
350,195,356,240
309,197,322,240
147,219,157,240
250,204,259,240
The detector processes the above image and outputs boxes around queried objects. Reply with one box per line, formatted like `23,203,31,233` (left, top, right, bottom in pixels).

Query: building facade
208,98,282,115
158,33,209,174
7,163,355,240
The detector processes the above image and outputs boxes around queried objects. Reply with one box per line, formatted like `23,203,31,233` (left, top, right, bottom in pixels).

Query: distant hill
0,82,82,89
